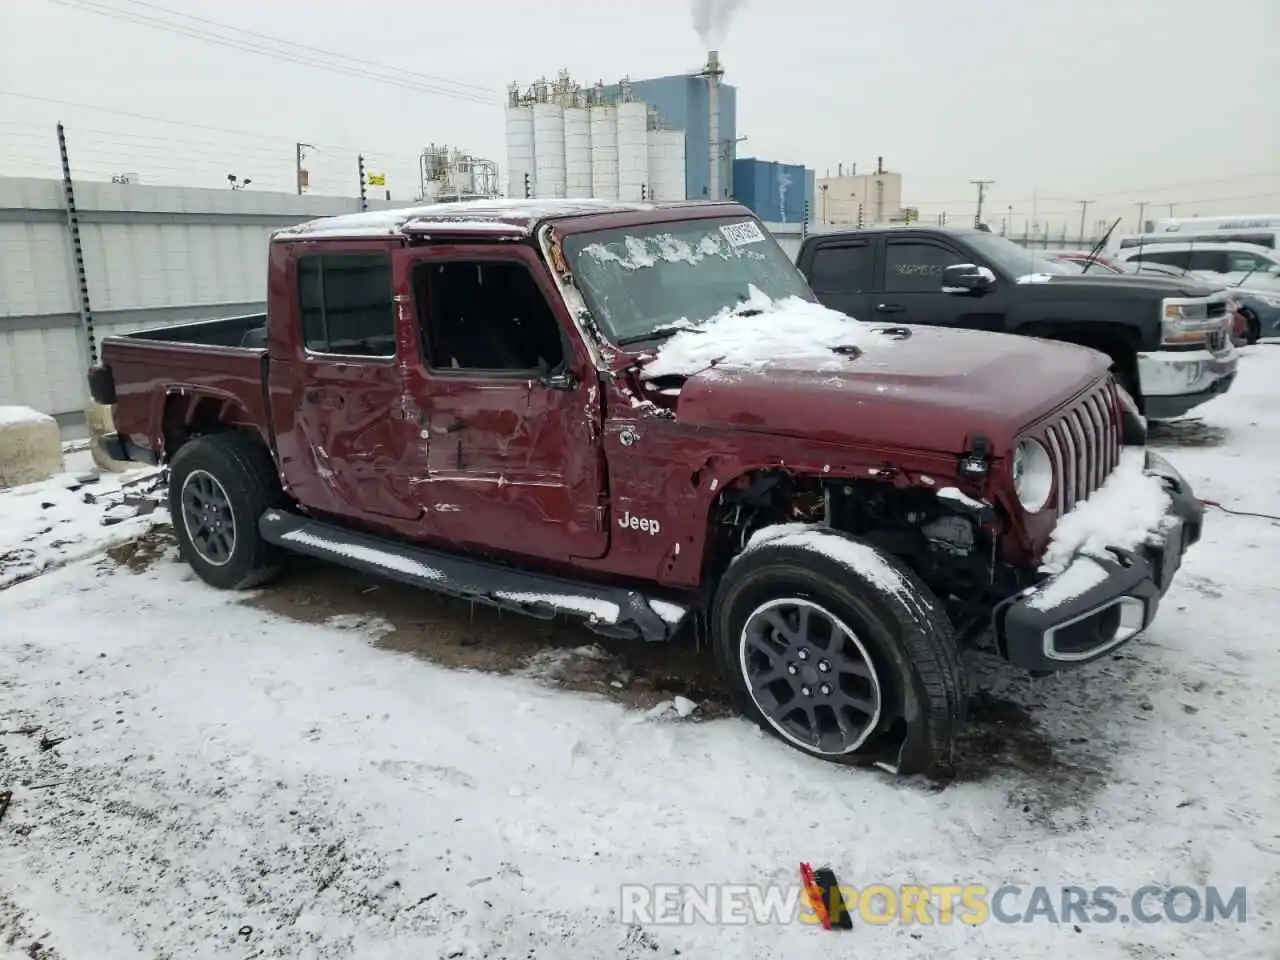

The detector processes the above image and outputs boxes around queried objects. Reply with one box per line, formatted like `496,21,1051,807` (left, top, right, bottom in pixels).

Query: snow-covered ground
3,353,1279,959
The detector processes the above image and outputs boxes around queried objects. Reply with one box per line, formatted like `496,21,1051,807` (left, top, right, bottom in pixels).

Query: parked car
1109,241,1280,341
795,225,1238,419
87,199,1204,775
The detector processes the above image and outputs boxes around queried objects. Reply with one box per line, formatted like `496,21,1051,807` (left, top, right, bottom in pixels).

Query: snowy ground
3,354,1279,959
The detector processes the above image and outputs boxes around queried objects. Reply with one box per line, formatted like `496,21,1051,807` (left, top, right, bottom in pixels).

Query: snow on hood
638,285,876,380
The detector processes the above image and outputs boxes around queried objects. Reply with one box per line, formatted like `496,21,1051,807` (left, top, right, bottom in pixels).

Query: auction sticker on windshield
720,220,766,247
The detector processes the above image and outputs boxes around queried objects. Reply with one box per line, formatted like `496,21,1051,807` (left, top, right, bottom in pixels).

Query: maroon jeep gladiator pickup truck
87,199,1203,774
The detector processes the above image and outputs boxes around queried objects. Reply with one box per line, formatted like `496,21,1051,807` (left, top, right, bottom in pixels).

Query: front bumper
994,451,1202,673
1137,345,1238,419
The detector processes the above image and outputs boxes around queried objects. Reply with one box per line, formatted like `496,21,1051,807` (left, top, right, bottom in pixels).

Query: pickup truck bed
91,313,272,463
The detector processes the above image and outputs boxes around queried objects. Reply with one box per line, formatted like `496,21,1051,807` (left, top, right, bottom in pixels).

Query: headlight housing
1160,297,1221,345
1012,439,1053,513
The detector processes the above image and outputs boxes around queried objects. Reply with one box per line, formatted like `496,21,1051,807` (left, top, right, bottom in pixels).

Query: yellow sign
367,172,386,187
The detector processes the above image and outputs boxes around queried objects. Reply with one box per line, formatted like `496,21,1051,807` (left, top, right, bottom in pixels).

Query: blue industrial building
601,74,737,202
602,70,815,221
732,159,816,224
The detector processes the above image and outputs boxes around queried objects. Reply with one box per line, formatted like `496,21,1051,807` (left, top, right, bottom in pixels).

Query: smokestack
702,50,724,201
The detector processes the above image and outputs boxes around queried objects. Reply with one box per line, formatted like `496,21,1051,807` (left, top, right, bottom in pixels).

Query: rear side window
807,242,874,291
1187,250,1230,273
1132,250,1192,269
297,253,394,357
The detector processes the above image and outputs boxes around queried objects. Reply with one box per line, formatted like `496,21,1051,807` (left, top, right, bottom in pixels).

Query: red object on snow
800,862,832,930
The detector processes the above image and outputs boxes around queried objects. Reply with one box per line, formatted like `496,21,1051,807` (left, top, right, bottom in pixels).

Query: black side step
259,509,690,642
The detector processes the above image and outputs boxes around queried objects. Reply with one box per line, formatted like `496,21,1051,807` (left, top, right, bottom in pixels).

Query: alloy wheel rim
739,597,883,754
180,469,237,567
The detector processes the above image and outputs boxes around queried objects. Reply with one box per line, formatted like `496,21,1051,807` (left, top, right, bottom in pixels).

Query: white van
1150,214,1280,233
1105,227,1280,258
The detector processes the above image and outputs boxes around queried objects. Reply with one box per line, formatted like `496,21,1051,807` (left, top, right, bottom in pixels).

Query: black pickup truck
795,226,1239,419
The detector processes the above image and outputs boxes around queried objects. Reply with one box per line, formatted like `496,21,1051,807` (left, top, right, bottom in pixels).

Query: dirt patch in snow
102,524,175,574
245,555,732,719
1147,417,1229,448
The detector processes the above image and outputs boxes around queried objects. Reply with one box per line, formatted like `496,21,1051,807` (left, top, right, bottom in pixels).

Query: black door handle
443,417,465,434
875,303,905,313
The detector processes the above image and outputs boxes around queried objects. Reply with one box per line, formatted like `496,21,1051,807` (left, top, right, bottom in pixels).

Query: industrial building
504,54,734,205
416,144,500,203
815,161,905,226
731,158,816,224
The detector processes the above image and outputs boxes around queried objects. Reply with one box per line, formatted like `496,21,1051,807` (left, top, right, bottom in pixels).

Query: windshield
961,232,1074,279
562,216,815,344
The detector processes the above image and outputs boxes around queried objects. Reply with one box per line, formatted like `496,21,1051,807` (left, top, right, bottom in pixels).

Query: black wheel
168,432,286,590
711,526,967,774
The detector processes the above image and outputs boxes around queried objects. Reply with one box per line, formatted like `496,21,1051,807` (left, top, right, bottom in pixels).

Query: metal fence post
58,122,97,367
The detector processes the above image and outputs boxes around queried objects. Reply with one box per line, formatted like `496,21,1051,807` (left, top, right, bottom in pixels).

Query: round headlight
1012,439,1053,513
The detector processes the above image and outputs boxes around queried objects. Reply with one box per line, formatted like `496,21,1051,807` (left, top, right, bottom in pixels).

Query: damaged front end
993,451,1203,673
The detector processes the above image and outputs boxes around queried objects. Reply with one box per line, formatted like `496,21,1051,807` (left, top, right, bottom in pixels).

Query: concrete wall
0,177,413,428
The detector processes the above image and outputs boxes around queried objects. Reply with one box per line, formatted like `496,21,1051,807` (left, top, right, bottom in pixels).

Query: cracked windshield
565,217,815,344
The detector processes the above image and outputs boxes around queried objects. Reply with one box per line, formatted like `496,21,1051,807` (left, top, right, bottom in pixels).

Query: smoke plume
692,0,748,48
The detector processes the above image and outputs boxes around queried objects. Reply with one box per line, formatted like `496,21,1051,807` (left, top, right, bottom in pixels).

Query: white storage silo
563,106,592,199
616,100,649,202
589,104,619,200
646,130,686,202
532,102,566,199
504,106,536,198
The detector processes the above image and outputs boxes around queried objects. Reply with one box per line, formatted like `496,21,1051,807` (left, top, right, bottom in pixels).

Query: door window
807,242,874,291
415,260,565,373
1187,250,1231,273
1132,249,1193,270
1224,250,1273,272
884,241,964,292
297,252,394,357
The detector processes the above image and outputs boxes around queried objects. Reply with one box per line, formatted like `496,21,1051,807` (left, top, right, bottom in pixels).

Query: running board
258,509,690,642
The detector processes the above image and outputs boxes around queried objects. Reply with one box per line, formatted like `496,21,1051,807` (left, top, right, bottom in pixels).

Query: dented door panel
394,243,609,563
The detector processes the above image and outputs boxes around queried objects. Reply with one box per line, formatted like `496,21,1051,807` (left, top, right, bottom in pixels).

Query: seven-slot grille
1039,380,1123,514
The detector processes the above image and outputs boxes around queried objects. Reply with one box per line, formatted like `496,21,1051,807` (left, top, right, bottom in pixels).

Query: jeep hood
669,324,1110,454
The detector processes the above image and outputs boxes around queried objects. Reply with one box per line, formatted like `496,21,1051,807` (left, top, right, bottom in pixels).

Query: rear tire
168,432,286,590
1246,312,1261,346
711,525,967,775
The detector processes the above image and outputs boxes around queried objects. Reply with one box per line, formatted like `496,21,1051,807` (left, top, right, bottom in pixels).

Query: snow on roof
638,285,878,380
272,198,661,241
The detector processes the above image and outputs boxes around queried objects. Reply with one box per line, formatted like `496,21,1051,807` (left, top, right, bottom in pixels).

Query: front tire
168,432,286,590
711,525,967,774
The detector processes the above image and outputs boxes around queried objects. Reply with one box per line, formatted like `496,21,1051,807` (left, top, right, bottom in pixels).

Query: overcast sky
2,0,1277,232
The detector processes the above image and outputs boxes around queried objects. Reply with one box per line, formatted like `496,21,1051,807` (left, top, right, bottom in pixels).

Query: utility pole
358,154,368,212
970,179,994,228
296,142,315,195
1135,201,1147,233
1077,199,1092,244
